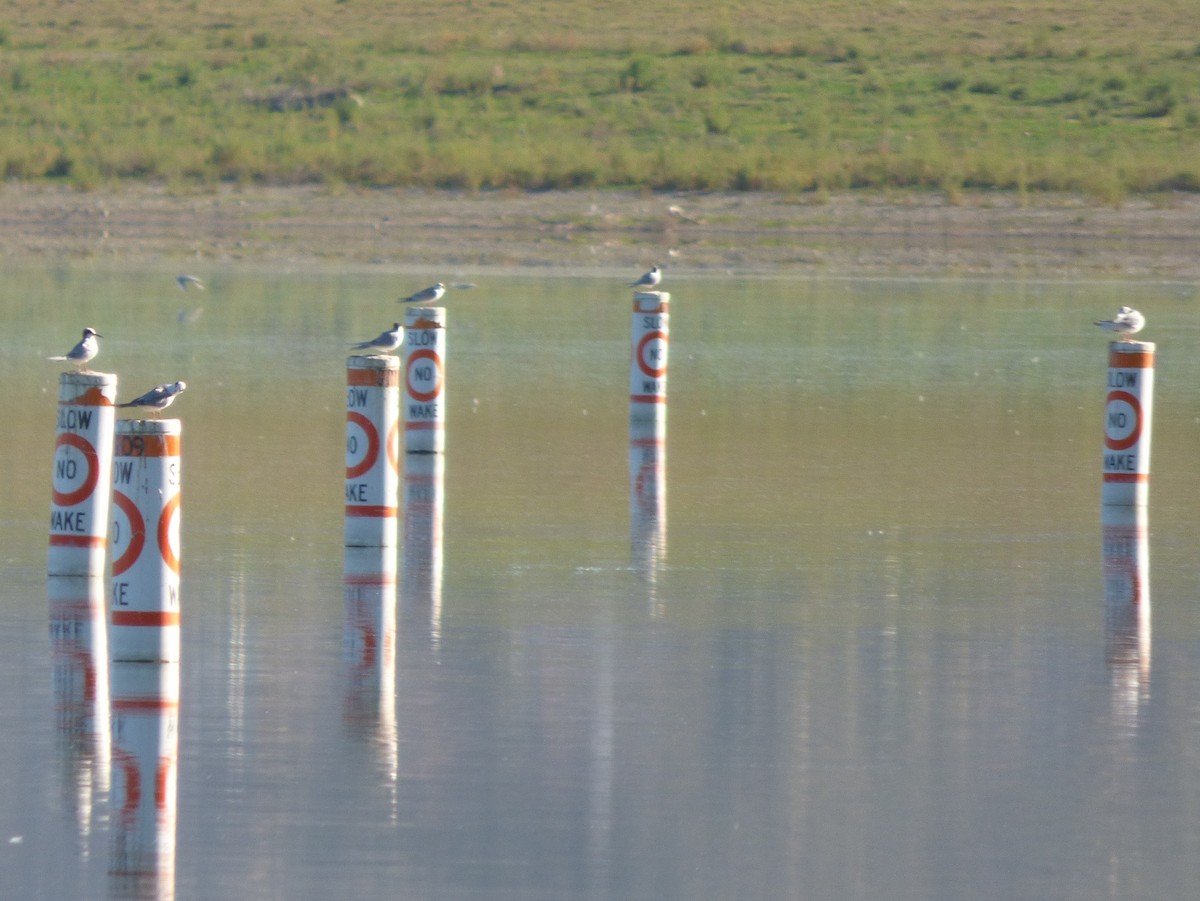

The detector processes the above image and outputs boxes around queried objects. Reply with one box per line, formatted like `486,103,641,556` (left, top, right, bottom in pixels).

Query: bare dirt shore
2,184,1199,278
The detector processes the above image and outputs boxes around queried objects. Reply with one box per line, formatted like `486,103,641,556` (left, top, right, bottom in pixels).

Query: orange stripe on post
632,298,669,314
111,698,179,712
48,534,105,548
1104,473,1150,483
345,505,398,517
348,367,400,387
1109,349,1155,369
61,386,114,407
630,394,668,404
114,433,181,457
344,573,398,587
111,610,181,627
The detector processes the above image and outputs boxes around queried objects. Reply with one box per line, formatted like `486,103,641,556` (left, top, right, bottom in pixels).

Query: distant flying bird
399,283,446,304
1095,306,1145,337
47,328,102,369
667,204,700,224
176,274,205,290
351,322,404,355
629,266,661,289
118,381,187,416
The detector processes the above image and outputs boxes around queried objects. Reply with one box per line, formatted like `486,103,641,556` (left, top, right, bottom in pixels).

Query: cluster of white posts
47,371,182,895
46,290,1152,888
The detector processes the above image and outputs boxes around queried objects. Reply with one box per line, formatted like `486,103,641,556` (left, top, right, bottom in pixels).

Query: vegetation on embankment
1,0,1197,201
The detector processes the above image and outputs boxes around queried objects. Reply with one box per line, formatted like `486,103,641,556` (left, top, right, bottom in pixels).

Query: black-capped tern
351,322,404,354
47,328,102,369
399,283,446,304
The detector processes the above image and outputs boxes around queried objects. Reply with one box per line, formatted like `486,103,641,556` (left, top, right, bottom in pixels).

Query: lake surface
4,266,1200,900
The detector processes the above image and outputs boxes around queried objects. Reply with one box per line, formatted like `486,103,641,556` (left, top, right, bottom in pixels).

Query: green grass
0,0,1197,200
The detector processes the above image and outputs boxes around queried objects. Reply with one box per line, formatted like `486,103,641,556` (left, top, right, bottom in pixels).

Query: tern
176,274,205,290
1094,306,1145,337
399,283,446,304
47,328,102,370
629,266,661,289
118,381,187,416
351,322,404,355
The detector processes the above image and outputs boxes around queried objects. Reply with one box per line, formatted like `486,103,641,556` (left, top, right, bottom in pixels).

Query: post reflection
342,546,398,794
402,453,444,640
108,661,179,901
48,575,110,860
630,418,667,617
1102,505,1151,721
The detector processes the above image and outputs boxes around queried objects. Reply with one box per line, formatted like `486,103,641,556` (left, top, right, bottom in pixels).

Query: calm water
4,266,1200,900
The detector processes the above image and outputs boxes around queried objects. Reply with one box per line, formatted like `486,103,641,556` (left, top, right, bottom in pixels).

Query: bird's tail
46,355,68,361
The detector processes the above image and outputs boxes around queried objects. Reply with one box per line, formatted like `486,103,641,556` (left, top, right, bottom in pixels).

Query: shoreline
2,184,1199,279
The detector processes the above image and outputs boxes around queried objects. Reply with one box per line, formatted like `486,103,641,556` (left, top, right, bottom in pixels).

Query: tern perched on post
399,283,446,304
47,328,102,370
1094,306,1145,338
629,266,661,289
351,322,404,355
118,381,187,417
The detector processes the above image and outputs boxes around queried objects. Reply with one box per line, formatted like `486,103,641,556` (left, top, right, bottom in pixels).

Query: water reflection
1102,506,1151,724
108,662,179,901
629,418,667,617
402,454,444,641
48,575,110,860
342,546,398,797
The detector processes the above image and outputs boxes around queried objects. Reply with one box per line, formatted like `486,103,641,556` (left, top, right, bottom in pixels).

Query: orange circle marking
157,493,181,574
636,330,668,379
110,490,146,577
406,349,443,403
51,432,99,507
345,411,380,479
1104,390,1141,452
387,419,400,474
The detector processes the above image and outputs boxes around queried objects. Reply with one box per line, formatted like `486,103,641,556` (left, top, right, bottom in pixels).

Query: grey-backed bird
629,266,661,289
399,283,446,304
48,328,102,369
118,381,187,416
351,322,404,355
1094,306,1145,337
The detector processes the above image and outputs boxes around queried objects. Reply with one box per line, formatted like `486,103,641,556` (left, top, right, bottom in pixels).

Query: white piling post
49,574,111,843
345,355,401,547
109,420,182,663
403,307,446,454
402,453,445,637
49,371,117,576
630,292,669,426
108,661,178,898
1102,341,1155,506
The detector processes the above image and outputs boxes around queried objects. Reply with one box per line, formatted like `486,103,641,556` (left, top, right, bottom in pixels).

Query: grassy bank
1,0,1197,200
